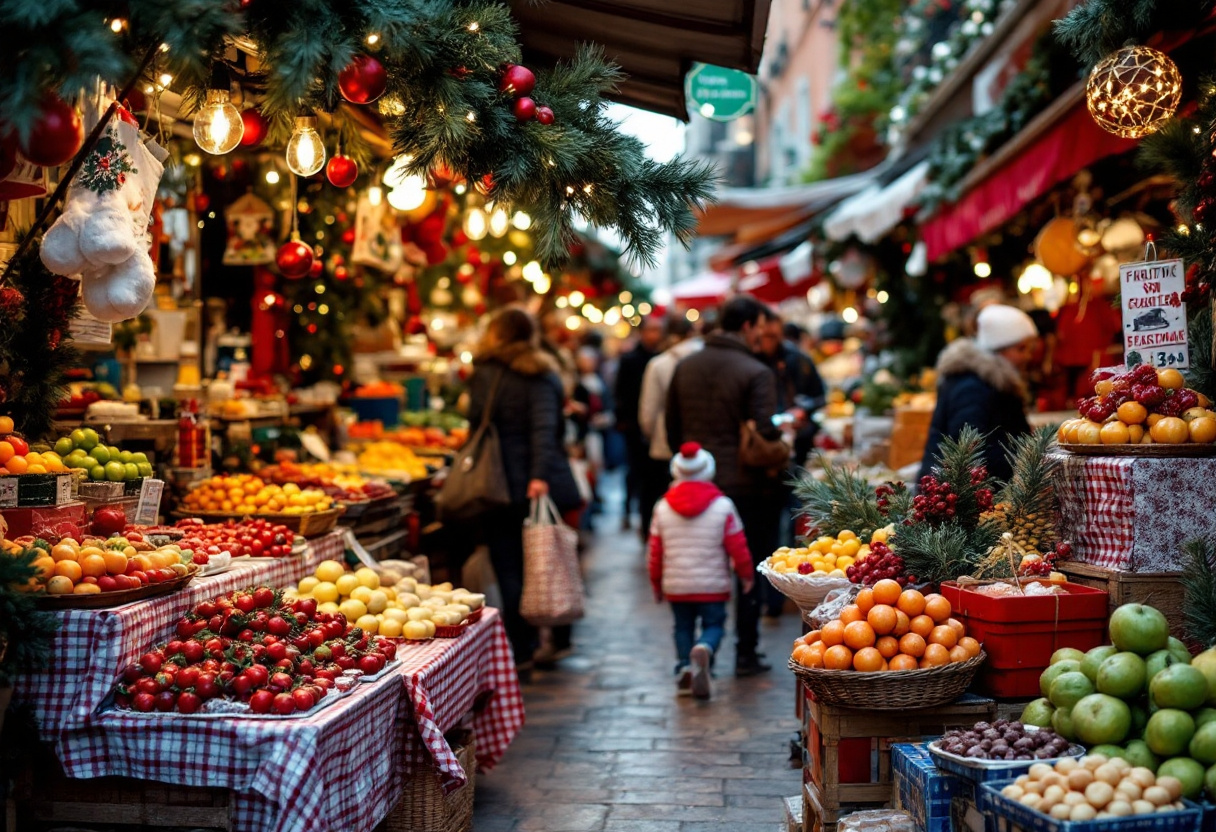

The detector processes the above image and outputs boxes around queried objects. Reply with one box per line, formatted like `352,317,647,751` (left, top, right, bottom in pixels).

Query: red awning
920,101,1137,262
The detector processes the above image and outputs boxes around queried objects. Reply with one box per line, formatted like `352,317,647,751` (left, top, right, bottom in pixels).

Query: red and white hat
670,442,716,483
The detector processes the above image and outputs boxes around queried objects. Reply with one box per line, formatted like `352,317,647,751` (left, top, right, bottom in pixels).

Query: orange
853,646,884,673
949,645,971,663
1158,369,1185,389
804,629,822,645
958,636,981,657
854,587,875,614
1129,424,1145,444
792,644,815,666
31,556,56,580
924,595,952,623
897,589,926,617
0,441,13,464
53,560,82,583
5,456,27,474
839,605,863,625
79,554,107,578
806,642,826,668
1150,416,1189,445
893,610,911,637
1099,421,1131,445
821,620,846,647
898,633,927,658
889,654,919,671
876,636,899,659
51,543,78,562
929,625,958,649
910,614,935,638
946,617,966,639
867,604,898,636
1147,412,1165,428
823,645,854,670
1117,401,1148,425
1190,417,1216,444
922,643,951,667
73,582,102,595
46,575,74,595
843,620,876,650
103,550,128,575
872,579,902,606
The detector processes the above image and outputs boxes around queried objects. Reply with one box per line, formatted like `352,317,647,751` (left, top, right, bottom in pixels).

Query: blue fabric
671,601,727,668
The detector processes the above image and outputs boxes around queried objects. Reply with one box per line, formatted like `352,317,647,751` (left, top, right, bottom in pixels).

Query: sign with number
685,64,757,121
1120,258,1188,369
134,479,164,526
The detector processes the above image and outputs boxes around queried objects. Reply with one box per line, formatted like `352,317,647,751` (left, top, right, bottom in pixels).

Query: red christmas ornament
513,97,537,122
240,109,269,147
21,93,83,168
499,64,536,96
536,106,554,125
326,155,359,188
466,248,482,266
338,55,388,104
309,258,324,278
341,228,356,245
276,240,314,279
192,193,211,213
476,173,495,196
423,242,449,265
406,315,427,335
451,228,468,247
334,266,349,281
429,161,455,188
0,134,18,181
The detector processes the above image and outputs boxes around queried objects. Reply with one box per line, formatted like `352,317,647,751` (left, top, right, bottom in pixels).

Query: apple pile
113,587,397,716
175,517,296,563
1060,366,1216,446
1022,602,1216,801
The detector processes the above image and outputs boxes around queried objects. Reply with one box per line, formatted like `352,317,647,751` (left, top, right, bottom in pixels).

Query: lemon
339,598,368,621
335,574,360,597
349,586,373,605
313,581,340,604
384,608,410,624
354,567,380,589
381,587,397,602
379,618,404,637
315,560,345,583
318,601,341,615
402,620,430,639
298,576,320,594
366,590,389,614
355,614,380,634
406,607,432,622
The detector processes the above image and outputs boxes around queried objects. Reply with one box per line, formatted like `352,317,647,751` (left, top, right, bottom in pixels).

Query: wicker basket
758,562,852,613
381,732,475,832
788,651,986,711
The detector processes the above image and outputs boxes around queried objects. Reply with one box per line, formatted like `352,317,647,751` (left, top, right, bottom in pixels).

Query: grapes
848,540,907,585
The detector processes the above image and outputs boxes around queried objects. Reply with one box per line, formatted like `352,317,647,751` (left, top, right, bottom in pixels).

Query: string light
466,111,476,122
488,207,509,237
468,21,480,31
604,308,622,326
318,304,330,315
569,290,585,307
265,170,281,185
686,309,700,322
619,291,632,303
637,302,652,315
109,18,126,32
876,290,890,304
622,303,635,317
522,261,544,283
367,186,383,206
464,208,488,241
159,73,173,87
555,296,569,308
503,251,517,265
973,261,992,278
366,33,380,45
842,307,859,324
534,275,551,294
511,211,532,230
315,284,326,295
183,153,202,167
286,117,325,176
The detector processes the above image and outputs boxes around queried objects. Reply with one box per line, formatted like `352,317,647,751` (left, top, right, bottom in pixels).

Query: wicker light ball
1086,45,1182,139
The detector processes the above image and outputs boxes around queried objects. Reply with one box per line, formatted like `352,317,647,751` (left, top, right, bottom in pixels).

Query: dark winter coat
467,341,581,511
665,333,780,499
764,340,826,465
614,344,657,435
918,338,1031,484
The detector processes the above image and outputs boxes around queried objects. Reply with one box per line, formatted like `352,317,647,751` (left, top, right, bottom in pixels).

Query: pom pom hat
976,304,1038,352
670,442,716,483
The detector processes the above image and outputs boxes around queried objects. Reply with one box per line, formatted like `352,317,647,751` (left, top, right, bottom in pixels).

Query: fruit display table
13,529,343,735
46,611,520,832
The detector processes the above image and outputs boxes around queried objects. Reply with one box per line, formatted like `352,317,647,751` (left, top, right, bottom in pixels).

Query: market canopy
823,161,931,244
694,171,876,238
510,0,772,120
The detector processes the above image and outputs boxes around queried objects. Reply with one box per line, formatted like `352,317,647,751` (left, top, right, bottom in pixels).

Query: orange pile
791,579,981,672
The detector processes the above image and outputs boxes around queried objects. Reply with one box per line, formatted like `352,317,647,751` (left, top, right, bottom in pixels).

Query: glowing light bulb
387,175,427,211
503,251,517,265
842,307,859,324
192,89,244,155
522,261,544,283
368,186,383,206
489,207,509,237
512,211,532,230
285,117,325,177
876,290,890,304
973,261,992,278
569,291,585,307
464,208,488,241
265,170,281,185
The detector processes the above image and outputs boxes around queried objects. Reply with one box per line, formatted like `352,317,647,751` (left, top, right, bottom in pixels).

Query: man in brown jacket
666,295,781,676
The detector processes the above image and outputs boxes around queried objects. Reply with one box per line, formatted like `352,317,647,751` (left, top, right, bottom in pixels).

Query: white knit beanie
670,442,716,482
976,304,1038,352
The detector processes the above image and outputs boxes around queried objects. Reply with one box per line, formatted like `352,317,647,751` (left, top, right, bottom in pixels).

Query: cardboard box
0,473,74,508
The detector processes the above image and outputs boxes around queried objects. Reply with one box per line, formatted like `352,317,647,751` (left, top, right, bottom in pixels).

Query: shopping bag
435,369,509,521
520,495,584,626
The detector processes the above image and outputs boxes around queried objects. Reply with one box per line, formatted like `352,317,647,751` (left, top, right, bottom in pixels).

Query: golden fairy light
1086,45,1182,139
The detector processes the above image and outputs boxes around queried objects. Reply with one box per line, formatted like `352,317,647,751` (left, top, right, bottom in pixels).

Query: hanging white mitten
78,188,138,265
81,251,156,322
40,202,89,276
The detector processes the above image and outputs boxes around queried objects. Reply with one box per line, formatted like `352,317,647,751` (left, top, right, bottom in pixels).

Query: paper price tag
1121,258,1189,369
342,528,380,570
134,479,164,525
0,477,17,509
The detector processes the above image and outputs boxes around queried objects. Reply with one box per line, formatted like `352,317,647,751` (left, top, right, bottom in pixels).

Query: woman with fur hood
918,305,1038,483
467,307,581,670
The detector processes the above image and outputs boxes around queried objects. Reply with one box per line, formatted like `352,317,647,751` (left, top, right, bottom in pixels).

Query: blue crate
978,780,1203,832
1200,803,1216,832
894,744,972,832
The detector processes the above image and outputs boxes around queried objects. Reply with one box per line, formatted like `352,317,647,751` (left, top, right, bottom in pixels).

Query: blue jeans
671,601,727,670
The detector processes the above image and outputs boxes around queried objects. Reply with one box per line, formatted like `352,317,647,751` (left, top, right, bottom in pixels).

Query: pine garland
0,547,60,685
1053,0,1214,68
1181,537,1216,648
1,0,715,268
791,458,898,541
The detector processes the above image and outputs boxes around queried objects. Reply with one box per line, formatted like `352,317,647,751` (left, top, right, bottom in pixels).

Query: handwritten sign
1121,258,1188,369
134,479,165,526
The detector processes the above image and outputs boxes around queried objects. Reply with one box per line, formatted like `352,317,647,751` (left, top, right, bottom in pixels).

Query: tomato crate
1056,562,1189,643
800,685,996,814
941,581,1109,698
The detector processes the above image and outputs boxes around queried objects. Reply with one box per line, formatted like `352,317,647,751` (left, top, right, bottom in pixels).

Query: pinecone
1009,511,1055,554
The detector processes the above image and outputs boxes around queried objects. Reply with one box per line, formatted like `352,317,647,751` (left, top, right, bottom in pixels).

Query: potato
1015,775,1030,788
1129,768,1156,789
1083,755,1109,771
1107,800,1132,817
1029,763,1055,781
1070,804,1097,822
1055,758,1080,774
1115,782,1143,802
1042,785,1066,805
1063,792,1088,807
1019,794,1042,810
1023,781,1045,796
1095,764,1122,786
1108,757,1131,773
1068,769,1095,791
1143,786,1171,807
1002,785,1025,800
1157,776,1183,802
1132,800,1157,815
1050,804,1073,820
1042,773,1067,789
1085,780,1114,809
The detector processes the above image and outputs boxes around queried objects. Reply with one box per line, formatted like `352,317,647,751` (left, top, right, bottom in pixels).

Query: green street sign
685,63,757,122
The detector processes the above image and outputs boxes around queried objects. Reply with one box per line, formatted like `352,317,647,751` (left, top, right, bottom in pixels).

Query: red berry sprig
909,476,958,524
845,541,912,586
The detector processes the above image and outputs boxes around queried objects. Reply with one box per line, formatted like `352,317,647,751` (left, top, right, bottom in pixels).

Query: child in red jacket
648,443,754,699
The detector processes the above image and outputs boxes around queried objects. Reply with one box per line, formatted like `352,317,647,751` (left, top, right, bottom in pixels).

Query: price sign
0,477,17,508
1121,258,1189,369
134,479,164,526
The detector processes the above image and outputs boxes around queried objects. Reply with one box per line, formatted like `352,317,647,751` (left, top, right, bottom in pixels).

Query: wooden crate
802,689,996,812
1056,561,1187,641
887,407,933,471
785,794,803,832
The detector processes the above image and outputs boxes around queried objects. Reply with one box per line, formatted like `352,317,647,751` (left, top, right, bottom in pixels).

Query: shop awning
823,161,931,243
668,271,735,308
510,0,772,120
695,172,876,238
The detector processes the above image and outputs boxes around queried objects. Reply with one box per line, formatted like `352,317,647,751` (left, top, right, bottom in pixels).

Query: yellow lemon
318,601,341,615
406,607,432,622
354,567,380,589
384,608,410,624
335,574,360,597
355,614,380,634
298,576,320,594
314,560,345,583
379,618,403,638
349,585,374,605
366,590,389,614
402,620,430,639
339,598,368,621
312,581,340,604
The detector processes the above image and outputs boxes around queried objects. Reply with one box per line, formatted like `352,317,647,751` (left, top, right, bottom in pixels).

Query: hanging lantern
192,68,244,155
285,117,326,177
1034,217,1090,276
1086,45,1182,139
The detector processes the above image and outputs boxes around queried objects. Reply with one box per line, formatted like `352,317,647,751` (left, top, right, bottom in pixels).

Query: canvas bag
738,419,791,471
520,495,584,626
435,369,509,521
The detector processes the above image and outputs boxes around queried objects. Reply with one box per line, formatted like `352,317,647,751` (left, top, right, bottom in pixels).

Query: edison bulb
386,175,427,211
488,207,510,237
286,117,326,176
464,207,488,241
193,90,244,155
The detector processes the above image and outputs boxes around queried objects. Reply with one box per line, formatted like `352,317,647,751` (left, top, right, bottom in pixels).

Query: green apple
1122,739,1159,772
132,452,148,464
1145,708,1196,757
104,461,126,482
79,428,99,450
1158,757,1205,799
1109,603,1170,656
1051,648,1087,665
1071,693,1132,745
136,462,153,478
1020,698,1056,728
123,462,139,481
1206,763,1216,801
1131,703,1149,738
1050,671,1096,709
1097,652,1147,699
1168,636,1193,665
117,450,133,464
1081,646,1120,682
1190,721,1216,765
1196,708,1216,728
1052,707,1077,741
89,445,110,465
1090,744,1126,759
89,465,106,481
1191,649,1216,705
1042,659,1082,698
68,428,87,448
53,437,74,456
1146,649,1184,686
1151,664,1209,710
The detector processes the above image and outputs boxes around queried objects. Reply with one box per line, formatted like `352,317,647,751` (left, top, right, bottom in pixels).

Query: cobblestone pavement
474,495,804,832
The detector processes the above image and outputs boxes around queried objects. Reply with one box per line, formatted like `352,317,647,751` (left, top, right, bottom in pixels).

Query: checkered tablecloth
12,529,341,735
53,610,522,832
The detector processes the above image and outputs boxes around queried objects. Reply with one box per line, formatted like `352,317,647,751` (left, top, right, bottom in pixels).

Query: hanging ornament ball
326,155,359,188
424,242,449,265
339,54,388,104
499,64,536,97
536,106,555,125
341,227,356,245
1086,45,1182,139
334,265,350,281
451,228,469,247
276,240,315,279
1033,217,1090,277
309,257,324,278
513,97,537,122
192,193,211,213
240,109,270,147
21,93,83,168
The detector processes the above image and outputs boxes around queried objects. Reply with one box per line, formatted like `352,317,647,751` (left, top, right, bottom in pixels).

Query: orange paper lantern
1034,217,1090,276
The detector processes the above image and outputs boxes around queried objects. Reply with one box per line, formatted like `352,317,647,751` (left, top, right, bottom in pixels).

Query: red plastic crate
941,581,1109,698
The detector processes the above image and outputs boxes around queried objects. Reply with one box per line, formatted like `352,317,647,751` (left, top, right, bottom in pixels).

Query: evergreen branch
1181,537,1216,649
1054,0,1215,67
891,520,1005,585
997,426,1060,518
791,457,893,540
0,547,61,685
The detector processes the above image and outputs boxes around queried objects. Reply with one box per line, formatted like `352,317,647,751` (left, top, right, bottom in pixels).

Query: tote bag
520,495,585,626
435,369,509,521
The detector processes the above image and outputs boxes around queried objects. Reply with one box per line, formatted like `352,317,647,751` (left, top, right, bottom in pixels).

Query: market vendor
918,304,1037,483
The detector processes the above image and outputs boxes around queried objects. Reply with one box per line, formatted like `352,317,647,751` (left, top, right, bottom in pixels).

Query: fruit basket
34,565,200,610
758,562,852,612
172,506,345,537
789,651,987,710
1058,443,1216,458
